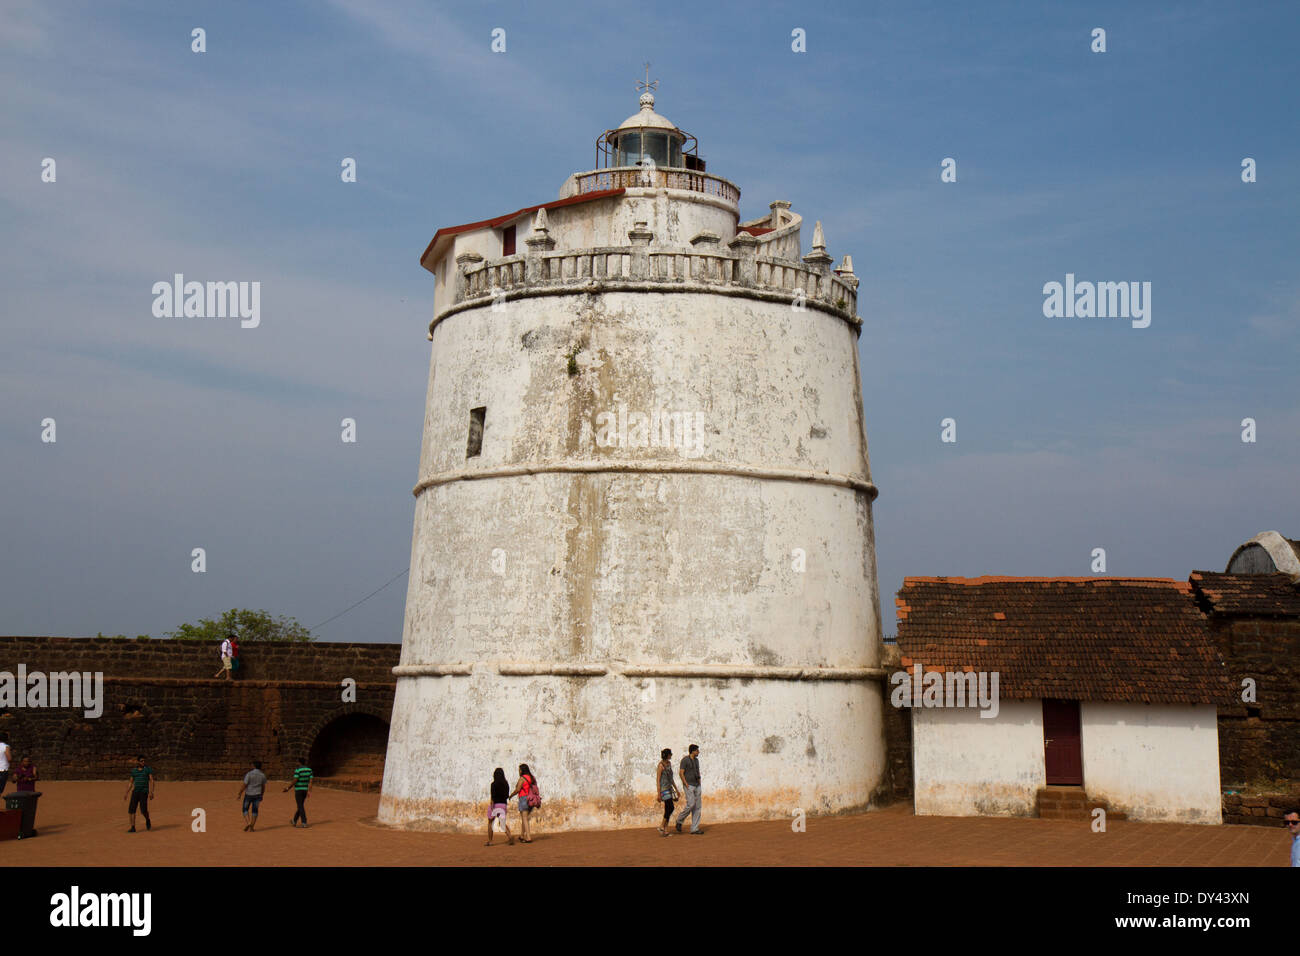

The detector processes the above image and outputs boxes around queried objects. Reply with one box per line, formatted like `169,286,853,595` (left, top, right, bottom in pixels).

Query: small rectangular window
466,406,486,458
502,225,516,257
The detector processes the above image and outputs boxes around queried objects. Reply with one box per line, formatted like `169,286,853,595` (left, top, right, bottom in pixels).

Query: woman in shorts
509,763,538,844
655,748,680,837
485,767,514,846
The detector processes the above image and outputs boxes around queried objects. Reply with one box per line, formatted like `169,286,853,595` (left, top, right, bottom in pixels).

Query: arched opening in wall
307,714,389,791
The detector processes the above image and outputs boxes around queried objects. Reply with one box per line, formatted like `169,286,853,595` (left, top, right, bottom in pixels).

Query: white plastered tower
379,88,886,831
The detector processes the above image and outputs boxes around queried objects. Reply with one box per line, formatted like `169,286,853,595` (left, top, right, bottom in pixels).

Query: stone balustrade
438,238,861,332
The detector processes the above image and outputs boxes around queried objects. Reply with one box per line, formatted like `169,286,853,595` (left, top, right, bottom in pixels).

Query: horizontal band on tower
393,662,887,682
413,460,878,499
431,280,862,335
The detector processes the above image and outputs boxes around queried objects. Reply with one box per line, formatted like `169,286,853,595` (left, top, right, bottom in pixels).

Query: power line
311,567,409,632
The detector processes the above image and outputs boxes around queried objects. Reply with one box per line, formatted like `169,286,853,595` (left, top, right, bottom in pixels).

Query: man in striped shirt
283,758,313,828
124,755,154,832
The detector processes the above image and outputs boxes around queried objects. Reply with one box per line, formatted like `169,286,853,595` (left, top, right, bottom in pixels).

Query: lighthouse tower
379,85,886,831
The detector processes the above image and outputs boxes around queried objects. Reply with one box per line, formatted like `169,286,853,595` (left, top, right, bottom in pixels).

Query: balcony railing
573,167,741,204
440,243,859,332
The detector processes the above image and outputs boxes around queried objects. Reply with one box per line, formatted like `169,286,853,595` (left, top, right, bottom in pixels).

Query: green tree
166,608,313,643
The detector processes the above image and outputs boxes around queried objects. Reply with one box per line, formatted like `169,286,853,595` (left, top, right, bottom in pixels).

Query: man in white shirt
213,635,234,680
0,732,10,794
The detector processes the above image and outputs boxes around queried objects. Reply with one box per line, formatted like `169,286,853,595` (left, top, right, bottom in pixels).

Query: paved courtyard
6,782,1286,867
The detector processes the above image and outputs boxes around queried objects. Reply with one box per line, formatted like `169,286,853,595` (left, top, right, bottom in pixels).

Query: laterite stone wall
0,637,399,785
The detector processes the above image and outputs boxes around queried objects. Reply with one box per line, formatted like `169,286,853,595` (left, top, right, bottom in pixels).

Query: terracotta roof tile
895,576,1234,706
1189,571,1300,617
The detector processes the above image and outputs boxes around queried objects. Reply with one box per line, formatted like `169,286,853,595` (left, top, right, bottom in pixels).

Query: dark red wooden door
1043,699,1083,785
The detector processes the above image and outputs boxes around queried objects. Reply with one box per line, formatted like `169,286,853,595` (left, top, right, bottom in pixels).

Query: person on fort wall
13,755,37,792
284,758,313,828
485,767,514,847
229,634,241,676
508,763,540,844
124,755,154,832
655,748,681,837
214,632,235,681
0,732,11,795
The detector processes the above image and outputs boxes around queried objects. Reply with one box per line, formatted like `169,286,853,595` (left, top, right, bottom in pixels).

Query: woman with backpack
655,748,681,837
509,763,540,843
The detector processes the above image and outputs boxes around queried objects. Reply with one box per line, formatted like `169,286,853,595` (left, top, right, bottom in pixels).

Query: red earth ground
4,781,1287,866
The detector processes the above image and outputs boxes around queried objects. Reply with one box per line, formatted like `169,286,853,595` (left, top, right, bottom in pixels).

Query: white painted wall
1080,702,1222,824
912,700,1045,817
913,698,1224,823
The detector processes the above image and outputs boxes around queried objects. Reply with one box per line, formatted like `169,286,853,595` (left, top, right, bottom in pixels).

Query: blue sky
2,0,1296,641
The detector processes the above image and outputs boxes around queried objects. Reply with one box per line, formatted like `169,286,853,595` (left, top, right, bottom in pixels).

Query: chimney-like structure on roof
381,87,882,832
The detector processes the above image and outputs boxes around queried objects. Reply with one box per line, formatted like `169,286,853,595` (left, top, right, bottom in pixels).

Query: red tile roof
1190,571,1300,617
895,576,1234,705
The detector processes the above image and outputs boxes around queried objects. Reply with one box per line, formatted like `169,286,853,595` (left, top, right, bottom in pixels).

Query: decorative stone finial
525,206,555,252
835,254,859,290
803,220,833,268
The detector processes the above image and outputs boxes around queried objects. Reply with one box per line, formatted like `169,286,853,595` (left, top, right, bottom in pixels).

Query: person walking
674,743,703,834
509,763,539,843
229,634,241,679
485,767,514,846
655,748,681,837
213,633,234,680
124,755,154,832
1285,809,1299,867
0,732,10,795
283,758,313,828
238,760,268,832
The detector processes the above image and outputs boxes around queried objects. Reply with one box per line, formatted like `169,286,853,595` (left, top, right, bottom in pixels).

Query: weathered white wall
381,191,884,830
1080,702,1222,824
912,700,1045,817
547,189,737,250
413,289,871,483
382,668,885,831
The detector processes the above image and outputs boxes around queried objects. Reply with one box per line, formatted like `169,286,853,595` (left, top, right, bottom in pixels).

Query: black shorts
129,790,150,813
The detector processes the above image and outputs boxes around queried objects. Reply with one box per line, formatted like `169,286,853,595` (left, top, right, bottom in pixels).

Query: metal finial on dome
637,61,658,110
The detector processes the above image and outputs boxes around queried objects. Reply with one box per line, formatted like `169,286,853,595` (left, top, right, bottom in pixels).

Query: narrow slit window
502,225,516,257
466,406,486,458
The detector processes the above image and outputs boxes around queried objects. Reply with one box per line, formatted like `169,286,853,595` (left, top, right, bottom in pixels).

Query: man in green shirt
124,755,154,832
283,758,313,828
